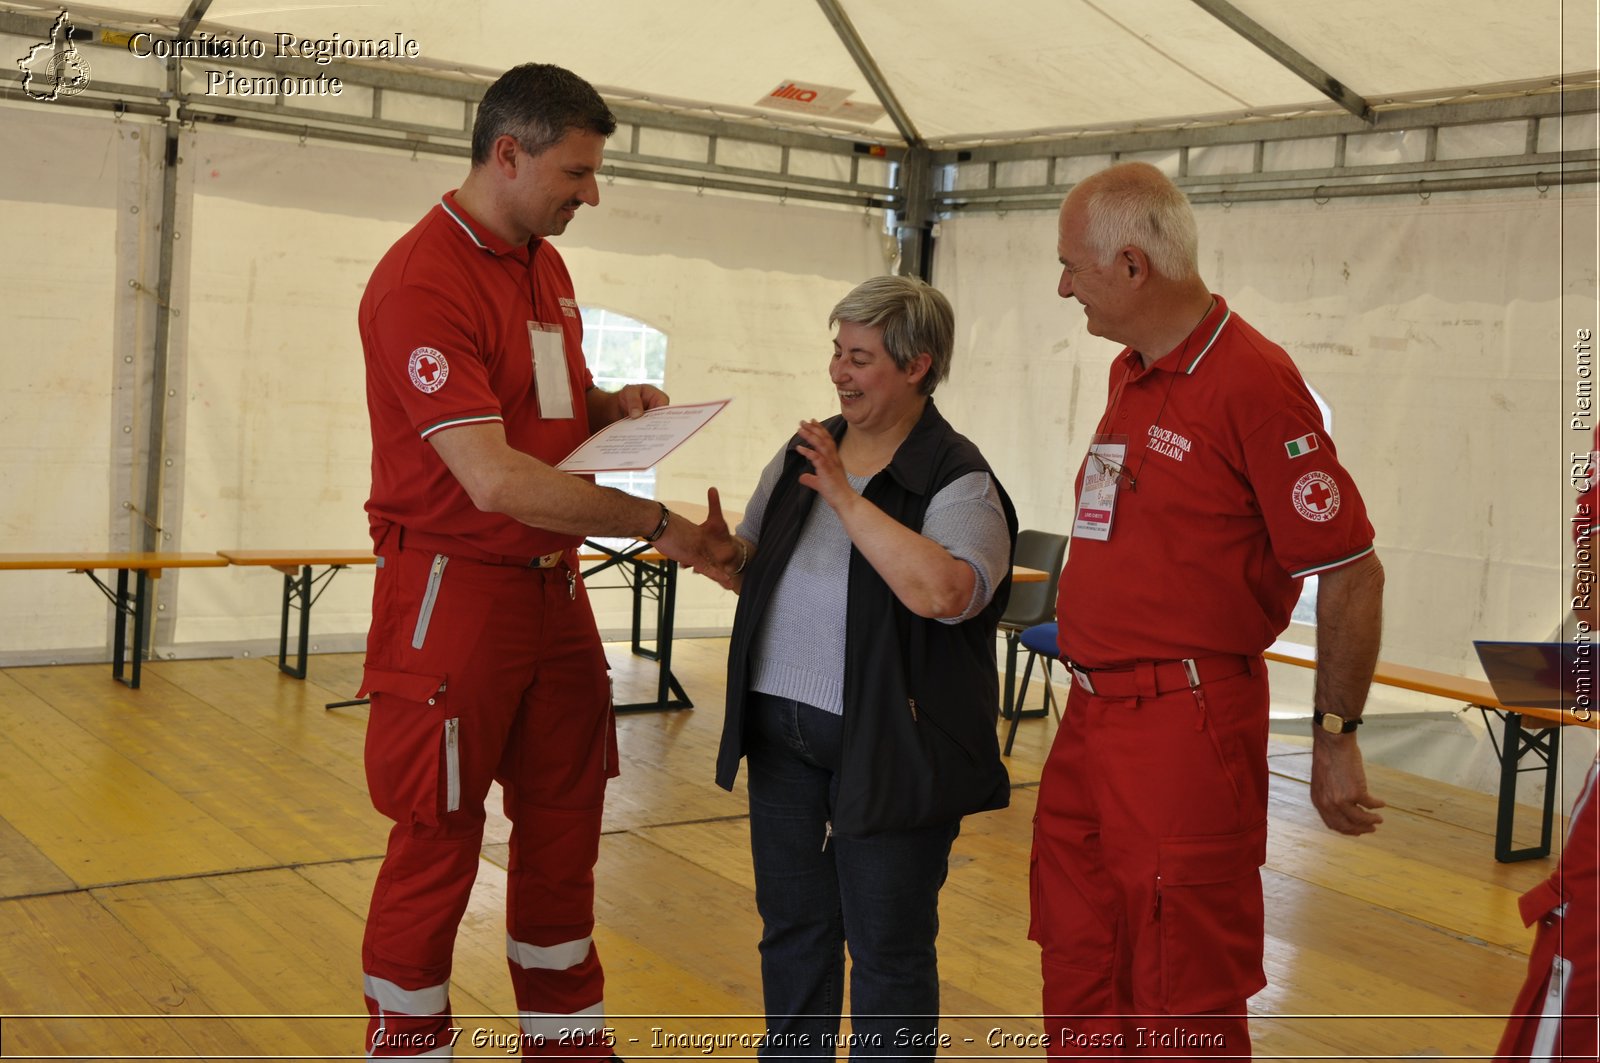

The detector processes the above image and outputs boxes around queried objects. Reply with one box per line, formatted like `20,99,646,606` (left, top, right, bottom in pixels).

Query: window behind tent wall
581,307,668,499
1290,385,1335,627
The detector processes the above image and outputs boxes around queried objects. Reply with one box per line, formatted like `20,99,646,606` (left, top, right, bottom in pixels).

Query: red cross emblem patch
1292,470,1340,522
408,347,448,393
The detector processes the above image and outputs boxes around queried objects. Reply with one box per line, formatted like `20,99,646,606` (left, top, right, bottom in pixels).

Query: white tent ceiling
3,0,1593,147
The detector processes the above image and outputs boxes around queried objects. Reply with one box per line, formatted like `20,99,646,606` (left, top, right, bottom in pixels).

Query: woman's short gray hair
828,275,954,396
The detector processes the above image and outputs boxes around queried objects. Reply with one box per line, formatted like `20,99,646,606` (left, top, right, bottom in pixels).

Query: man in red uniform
1030,161,1388,1058
1494,433,1600,1060
356,63,719,1059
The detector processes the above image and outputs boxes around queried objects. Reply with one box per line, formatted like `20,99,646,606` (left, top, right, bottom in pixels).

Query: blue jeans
744,692,960,1060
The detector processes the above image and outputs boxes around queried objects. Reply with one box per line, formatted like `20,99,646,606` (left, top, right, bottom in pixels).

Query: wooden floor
0,639,1563,1061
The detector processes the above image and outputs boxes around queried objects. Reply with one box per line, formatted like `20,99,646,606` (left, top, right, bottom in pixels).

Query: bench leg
615,559,691,713
129,568,148,690
275,565,313,680
278,572,295,678
111,568,129,685
1493,711,1562,863
280,564,342,681
1537,722,1562,857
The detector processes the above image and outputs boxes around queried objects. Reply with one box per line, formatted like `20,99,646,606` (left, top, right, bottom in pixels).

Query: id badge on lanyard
529,322,575,420
1073,436,1127,542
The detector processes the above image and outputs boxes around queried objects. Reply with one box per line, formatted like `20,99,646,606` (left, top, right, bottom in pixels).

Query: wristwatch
1313,709,1362,734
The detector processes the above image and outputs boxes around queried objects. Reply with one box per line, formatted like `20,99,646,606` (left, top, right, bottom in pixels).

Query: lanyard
1090,300,1221,491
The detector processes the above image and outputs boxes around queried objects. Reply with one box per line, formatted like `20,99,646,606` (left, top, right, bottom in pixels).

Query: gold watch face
1319,712,1346,733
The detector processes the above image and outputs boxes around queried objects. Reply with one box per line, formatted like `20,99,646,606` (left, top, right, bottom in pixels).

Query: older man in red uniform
357,64,718,1059
1031,162,1387,1058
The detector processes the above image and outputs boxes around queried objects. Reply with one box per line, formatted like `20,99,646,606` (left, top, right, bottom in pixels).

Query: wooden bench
216,550,377,680
1265,639,1598,862
0,552,230,689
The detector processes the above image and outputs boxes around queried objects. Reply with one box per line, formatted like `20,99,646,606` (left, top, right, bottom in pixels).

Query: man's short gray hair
829,275,954,396
1081,162,1200,281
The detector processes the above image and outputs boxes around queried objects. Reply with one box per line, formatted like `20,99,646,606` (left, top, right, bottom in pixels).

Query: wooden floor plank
596,830,766,991
606,706,751,832
1265,776,1547,950
1258,867,1529,1014
0,890,259,1061
0,670,274,890
8,663,388,871
154,655,372,781
0,810,74,897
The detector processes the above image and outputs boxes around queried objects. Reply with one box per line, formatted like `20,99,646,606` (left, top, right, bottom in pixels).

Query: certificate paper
557,399,730,473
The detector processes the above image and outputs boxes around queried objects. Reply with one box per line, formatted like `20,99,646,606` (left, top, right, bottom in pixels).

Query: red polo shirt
1057,296,1375,667
359,190,594,557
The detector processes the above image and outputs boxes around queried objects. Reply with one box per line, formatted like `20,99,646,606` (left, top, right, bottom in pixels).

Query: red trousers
1496,757,1600,1061
1031,662,1270,1060
359,542,617,1059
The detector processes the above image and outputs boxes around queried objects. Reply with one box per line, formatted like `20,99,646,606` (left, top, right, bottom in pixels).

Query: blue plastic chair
1005,621,1062,756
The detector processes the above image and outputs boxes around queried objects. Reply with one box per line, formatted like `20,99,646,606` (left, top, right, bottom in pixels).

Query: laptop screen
1472,640,1593,710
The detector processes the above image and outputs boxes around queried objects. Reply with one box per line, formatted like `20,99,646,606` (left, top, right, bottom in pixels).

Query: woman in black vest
699,275,1018,1058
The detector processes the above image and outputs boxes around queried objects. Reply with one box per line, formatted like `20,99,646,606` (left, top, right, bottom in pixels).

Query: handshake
648,488,748,591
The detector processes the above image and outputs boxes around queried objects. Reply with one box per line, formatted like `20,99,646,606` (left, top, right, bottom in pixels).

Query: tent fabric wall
934,188,1599,687
0,107,164,654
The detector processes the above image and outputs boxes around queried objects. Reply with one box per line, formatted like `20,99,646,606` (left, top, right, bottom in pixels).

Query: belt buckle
1069,664,1096,695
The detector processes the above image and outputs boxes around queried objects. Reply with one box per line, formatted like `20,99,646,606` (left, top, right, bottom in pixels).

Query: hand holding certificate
557,399,730,474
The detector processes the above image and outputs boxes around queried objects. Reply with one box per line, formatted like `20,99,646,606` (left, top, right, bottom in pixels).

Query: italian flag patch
1284,433,1320,458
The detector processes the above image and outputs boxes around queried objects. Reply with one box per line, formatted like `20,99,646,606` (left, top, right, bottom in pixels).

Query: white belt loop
1182,658,1201,688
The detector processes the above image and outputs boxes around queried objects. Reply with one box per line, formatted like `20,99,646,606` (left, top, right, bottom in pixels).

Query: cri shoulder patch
408,347,448,393
1292,470,1340,522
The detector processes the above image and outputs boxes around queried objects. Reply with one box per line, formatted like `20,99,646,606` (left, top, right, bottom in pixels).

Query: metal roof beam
931,88,1596,165
939,166,1598,213
813,0,922,145
176,0,212,39
1189,0,1373,123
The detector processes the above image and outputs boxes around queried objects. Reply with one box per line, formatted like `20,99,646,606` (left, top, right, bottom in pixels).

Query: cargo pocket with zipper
358,666,460,825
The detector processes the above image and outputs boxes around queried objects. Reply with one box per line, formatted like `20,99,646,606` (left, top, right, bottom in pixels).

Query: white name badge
1073,441,1126,542
530,322,575,420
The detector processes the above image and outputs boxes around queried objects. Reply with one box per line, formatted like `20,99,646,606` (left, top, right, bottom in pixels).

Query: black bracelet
640,502,671,543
